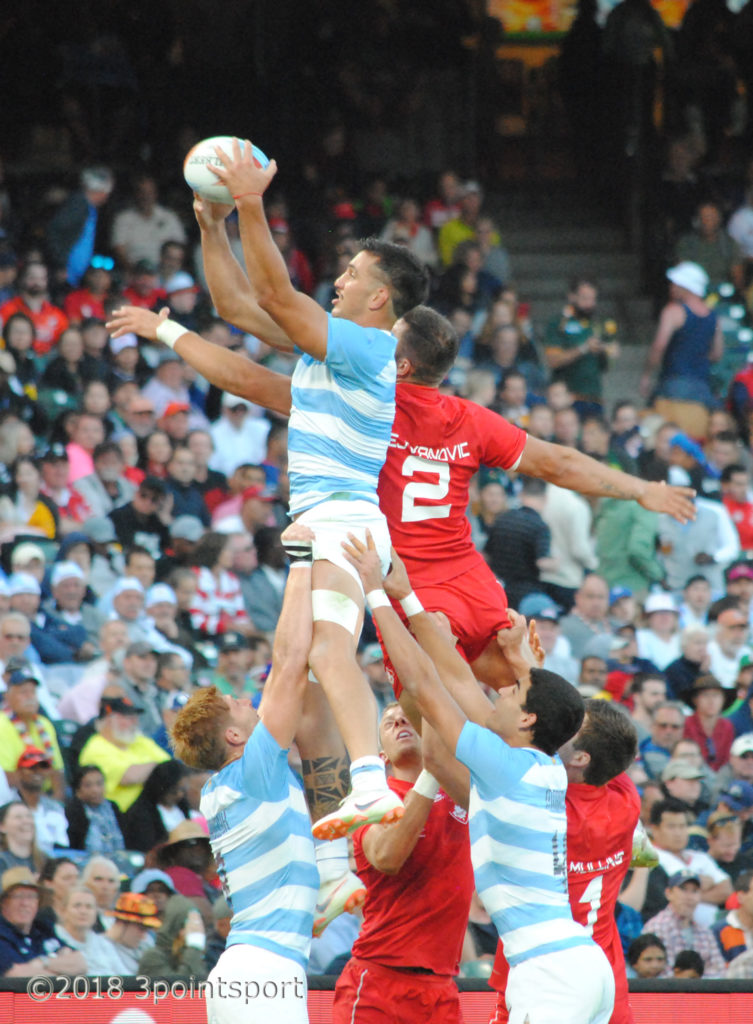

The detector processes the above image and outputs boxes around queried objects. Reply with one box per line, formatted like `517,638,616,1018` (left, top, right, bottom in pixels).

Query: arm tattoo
301,755,350,820
600,479,634,500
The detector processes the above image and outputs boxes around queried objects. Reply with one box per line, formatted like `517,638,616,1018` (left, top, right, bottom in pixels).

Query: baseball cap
666,869,701,888
644,593,678,615
146,583,176,607
666,261,709,298
461,180,482,197
99,694,142,717
112,892,161,928
110,333,138,355
7,573,41,597
0,867,42,900
609,585,633,605
582,634,629,661
10,542,45,567
718,608,749,627
8,669,39,687
731,733,753,757
661,759,704,782
727,563,753,582
130,868,176,895
125,640,158,658
161,401,190,418
217,632,247,653
221,392,254,410
241,485,275,503
82,516,117,544
720,781,753,812
518,593,562,619
17,746,51,770
112,577,145,598
50,561,86,588
171,515,205,542
164,272,198,295
157,348,181,365
40,442,69,463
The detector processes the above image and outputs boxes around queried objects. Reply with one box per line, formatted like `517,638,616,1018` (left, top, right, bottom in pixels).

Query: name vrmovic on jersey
389,434,471,462
569,849,626,874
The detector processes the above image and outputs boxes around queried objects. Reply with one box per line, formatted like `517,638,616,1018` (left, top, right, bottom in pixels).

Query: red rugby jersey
491,774,640,1024
351,775,474,974
378,383,527,587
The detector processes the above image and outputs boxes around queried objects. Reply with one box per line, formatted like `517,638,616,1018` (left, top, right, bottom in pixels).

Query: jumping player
332,702,473,1023
343,532,615,1024
113,140,432,846
489,699,641,1024
169,523,319,1024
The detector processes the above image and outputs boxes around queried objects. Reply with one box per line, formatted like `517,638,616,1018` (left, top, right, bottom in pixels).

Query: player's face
332,251,387,321
223,693,257,739
379,706,420,765
488,675,531,742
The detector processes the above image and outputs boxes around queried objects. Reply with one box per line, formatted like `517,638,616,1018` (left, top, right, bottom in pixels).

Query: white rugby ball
183,135,270,204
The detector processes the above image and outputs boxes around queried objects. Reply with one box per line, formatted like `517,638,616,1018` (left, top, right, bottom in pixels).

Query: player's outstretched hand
281,521,315,563
193,191,234,231
209,137,277,201
383,546,412,601
639,480,696,523
342,530,383,593
106,305,169,342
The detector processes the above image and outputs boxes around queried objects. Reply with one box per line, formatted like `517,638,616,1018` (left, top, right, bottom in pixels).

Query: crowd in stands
4,0,753,995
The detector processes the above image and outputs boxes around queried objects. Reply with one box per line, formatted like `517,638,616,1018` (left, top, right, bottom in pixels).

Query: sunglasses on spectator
90,255,115,271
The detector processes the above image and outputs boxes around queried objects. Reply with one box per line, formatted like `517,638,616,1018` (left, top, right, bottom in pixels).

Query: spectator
240,526,287,634
164,446,209,525
639,702,688,780
0,666,65,798
71,441,137,520
164,272,202,335
130,867,177,919
626,933,668,978
137,894,208,980
729,678,753,737
627,671,668,743
637,593,682,671
660,759,707,816
122,759,191,853
142,349,204,426
438,180,490,266
0,802,44,875
595,497,663,601
0,867,85,978
66,413,105,484
46,167,114,287
80,856,121,932
111,175,186,269
54,884,119,975
672,949,705,978
109,476,170,558
0,261,68,357
713,868,753,962
724,561,753,625
269,217,315,291
647,798,732,926
715,733,753,798
423,169,461,231
150,820,214,929
208,394,271,477
640,262,722,405
665,626,711,700
11,747,68,854
65,764,125,855
2,313,39,397
544,278,619,411
558,574,613,661
675,199,745,290
77,694,170,813
727,182,753,282
1,457,56,539
643,869,727,977
714,782,753,852
679,574,713,629
484,477,555,610
101,891,161,973
540,482,598,612
122,258,163,309
62,258,113,324
708,606,752,689
681,674,736,770
36,856,79,929
706,809,753,880
186,429,226,510
210,633,256,699
189,532,252,640
116,640,161,736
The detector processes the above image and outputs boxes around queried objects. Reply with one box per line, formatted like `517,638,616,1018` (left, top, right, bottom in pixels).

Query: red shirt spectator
722,465,753,551
682,675,736,771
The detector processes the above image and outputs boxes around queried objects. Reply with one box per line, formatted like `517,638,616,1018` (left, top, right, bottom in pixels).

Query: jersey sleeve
467,403,527,471
455,720,515,783
326,314,396,384
240,720,290,799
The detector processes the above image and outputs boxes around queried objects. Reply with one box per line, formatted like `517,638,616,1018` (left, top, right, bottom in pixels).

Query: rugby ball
183,135,270,205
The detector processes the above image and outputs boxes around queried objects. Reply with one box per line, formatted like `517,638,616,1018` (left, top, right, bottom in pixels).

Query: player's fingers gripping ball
183,135,269,204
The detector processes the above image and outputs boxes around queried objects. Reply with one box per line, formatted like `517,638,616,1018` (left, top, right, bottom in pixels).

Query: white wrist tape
400,591,424,617
366,589,390,611
156,318,189,349
413,770,440,800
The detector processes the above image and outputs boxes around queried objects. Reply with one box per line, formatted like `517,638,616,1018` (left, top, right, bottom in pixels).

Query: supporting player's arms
518,434,696,522
210,139,329,361
106,305,292,417
256,524,314,749
194,193,294,351
342,533,467,754
421,721,470,810
361,788,439,875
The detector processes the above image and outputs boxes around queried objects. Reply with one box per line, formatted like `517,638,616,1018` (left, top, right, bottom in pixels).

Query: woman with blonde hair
0,800,46,875
54,884,120,974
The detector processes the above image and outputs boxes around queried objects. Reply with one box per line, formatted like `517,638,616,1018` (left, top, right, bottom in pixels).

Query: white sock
350,757,388,794
315,838,349,886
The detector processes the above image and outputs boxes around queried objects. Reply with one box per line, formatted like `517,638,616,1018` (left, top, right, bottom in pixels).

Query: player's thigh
206,944,308,1024
506,947,614,1024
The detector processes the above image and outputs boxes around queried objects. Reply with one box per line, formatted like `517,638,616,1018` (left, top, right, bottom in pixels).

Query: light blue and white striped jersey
288,314,397,516
200,720,318,970
455,721,594,968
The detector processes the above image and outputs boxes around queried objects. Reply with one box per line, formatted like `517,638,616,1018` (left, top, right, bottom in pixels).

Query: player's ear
395,355,414,379
379,750,390,768
570,749,590,770
369,284,390,312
